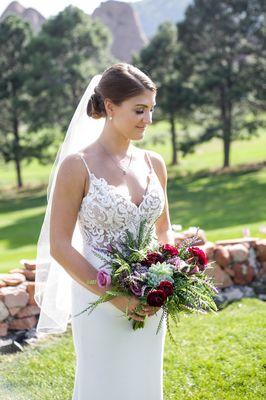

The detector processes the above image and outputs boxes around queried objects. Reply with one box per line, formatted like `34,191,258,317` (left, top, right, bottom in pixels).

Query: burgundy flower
188,247,208,271
147,289,167,307
158,281,174,297
141,251,164,267
161,244,179,256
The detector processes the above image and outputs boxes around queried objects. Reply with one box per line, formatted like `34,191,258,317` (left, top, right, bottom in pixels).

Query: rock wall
0,261,39,337
0,237,265,337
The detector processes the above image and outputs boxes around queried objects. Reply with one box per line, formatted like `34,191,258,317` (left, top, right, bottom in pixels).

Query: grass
0,127,265,273
0,298,265,399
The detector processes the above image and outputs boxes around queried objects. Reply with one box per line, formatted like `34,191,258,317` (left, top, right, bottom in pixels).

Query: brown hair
87,63,157,119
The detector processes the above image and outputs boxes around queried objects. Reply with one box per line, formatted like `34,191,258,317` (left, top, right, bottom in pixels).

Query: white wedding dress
71,151,167,400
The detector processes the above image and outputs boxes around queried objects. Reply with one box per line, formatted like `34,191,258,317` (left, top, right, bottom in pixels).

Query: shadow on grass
0,185,47,214
168,167,266,231
0,212,45,250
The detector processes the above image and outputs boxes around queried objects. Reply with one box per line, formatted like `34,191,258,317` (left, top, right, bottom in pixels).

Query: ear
104,98,115,116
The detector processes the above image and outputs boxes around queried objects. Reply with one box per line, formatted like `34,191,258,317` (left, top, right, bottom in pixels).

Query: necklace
98,141,133,175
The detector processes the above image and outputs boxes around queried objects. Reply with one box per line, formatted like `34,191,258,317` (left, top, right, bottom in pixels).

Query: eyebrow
135,103,156,108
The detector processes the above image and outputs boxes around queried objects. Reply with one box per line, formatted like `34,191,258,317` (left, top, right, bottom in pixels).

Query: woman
35,63,175,400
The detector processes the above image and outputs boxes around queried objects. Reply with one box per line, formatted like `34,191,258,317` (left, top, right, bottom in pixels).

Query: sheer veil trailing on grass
34,74,105,333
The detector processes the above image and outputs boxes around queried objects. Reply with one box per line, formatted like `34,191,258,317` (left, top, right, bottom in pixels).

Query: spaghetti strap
145,151,154,174
77,153,91,178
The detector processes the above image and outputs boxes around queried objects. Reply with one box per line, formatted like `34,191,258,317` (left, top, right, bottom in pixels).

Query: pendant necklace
98,141,133,175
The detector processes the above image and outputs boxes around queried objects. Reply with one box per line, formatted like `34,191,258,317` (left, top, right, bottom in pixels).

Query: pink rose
97,268,111,288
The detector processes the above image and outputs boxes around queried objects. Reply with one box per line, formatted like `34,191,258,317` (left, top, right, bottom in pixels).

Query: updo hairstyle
87,63,157,119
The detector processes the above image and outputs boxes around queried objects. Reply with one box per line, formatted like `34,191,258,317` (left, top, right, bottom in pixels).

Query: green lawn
0,298,265,400
0,128,265,273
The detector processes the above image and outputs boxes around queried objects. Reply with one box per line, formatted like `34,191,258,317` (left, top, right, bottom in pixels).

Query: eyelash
136,108,155,114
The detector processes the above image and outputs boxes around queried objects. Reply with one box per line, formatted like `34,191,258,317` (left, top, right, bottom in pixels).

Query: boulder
0,300,9,322
200,241,215,260
0,322,8,337
0,280,6,288
228,244,249,263
17,305,40,318
0,285,29,309
205,263,233,288
26,282,37,305
232,263,254,285
213,246,231,267
9,316,37,330
0,272,26,286
9,307,21,316
257,261,266,279
22,269,35,281
255,239,266,262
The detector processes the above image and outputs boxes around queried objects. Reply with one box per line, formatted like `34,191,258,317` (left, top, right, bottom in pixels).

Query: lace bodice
77,151,165,257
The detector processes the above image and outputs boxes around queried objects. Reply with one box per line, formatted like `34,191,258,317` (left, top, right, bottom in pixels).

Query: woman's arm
148,151,175,246
49,154,110,297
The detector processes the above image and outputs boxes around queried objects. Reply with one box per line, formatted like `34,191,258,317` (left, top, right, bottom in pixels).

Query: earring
109,116,112,121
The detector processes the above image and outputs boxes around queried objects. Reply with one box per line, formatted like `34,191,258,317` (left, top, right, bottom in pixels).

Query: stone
92,1,148,63
223,266,235,277
0,322,8,337
17,305,40,318
229,244,249,263
205,263,233,288
223,286,244,302
255,239,266,262
257,262,266,278
8,307,21,316
232,263,254,285
0,301,9,322
0,2,46,34
22,269,35,281
0,285,29,308
200,241,215,260
214,246,231,267
0,273,26,286
26,282,37,305
215,238,259,246
241,286,256,298
24,262,36,271
10,268,25,274
9,316,37,330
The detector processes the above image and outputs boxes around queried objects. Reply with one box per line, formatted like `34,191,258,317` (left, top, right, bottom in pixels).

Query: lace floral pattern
77,159,165,253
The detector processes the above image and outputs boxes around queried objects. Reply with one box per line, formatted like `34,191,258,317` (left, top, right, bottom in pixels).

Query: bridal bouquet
75,219,218,344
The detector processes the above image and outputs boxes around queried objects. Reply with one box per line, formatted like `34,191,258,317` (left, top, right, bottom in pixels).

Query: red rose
147,289,167,307
141,251,164,266
188,247,208,270
161,244,179,256
158,281,174,297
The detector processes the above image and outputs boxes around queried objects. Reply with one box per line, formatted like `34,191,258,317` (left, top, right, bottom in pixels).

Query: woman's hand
110,295,160,322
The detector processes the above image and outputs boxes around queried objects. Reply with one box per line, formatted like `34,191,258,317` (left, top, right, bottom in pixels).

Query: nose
143,110,152,125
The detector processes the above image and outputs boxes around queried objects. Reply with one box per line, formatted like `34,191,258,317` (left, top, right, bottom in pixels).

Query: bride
35,62,175,400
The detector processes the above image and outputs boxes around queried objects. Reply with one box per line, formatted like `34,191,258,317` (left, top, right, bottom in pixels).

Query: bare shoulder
55,153,87,198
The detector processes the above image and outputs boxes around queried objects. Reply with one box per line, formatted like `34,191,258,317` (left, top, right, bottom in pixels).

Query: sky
0,0,141,18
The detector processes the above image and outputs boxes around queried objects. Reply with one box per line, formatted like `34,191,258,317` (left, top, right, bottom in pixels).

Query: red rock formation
92,0,148,62
0,1,46,33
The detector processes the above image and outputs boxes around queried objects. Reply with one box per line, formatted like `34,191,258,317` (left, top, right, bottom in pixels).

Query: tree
133,22,194,165
178,0,265,168
0,16,34,187
26,6,115,132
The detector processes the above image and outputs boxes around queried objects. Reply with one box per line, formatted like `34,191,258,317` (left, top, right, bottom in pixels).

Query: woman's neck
96,126,133,157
